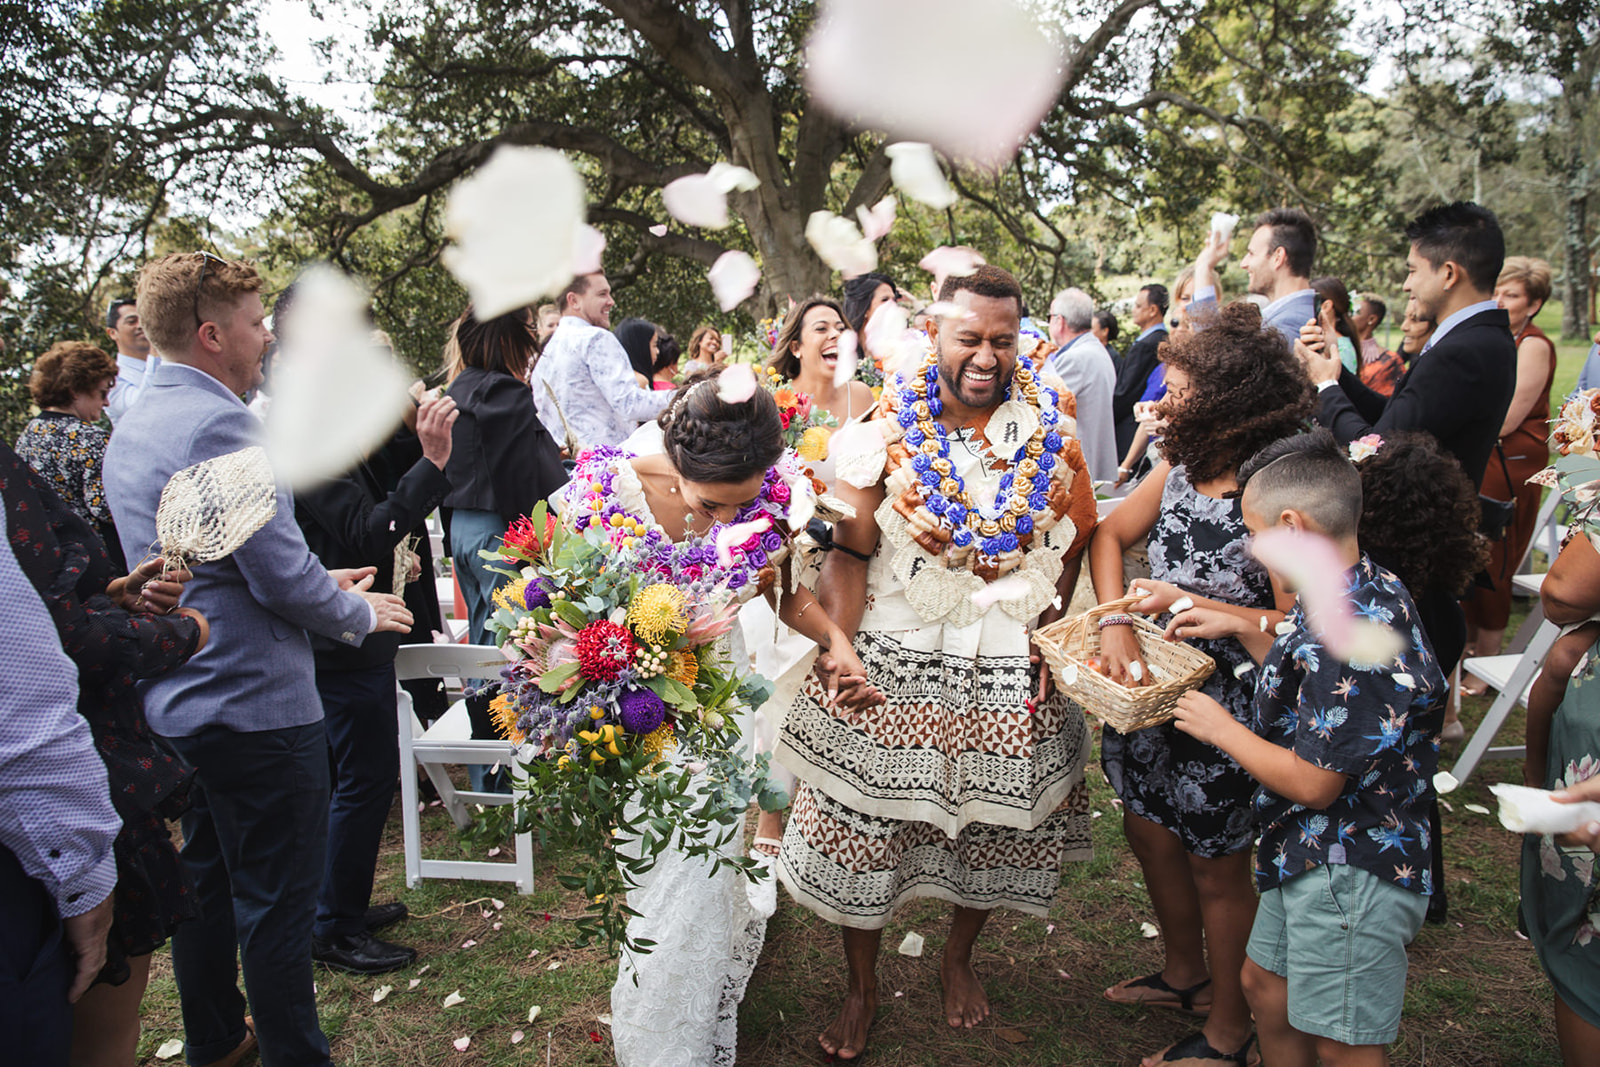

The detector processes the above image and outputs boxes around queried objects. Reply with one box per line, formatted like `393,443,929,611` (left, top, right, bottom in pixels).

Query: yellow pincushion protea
641,722,677,761
626,583,688,646
492,578,530,615
669,649,699,687
798,426,831,462
489,693,525,744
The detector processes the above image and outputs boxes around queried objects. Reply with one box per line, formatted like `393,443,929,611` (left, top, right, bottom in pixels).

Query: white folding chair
1452,619,1559,786
1514,491,1565,577
394,643,535,893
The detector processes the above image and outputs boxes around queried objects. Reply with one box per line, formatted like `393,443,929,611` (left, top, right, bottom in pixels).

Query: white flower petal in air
972,573,1032,610
919,246,985,281
923,300,976,322
707,251,760,312
832,329,859,388
648,224,668,237
806,211,878,277
1463,803,1491,816
442,146,586,317
574,224,606,275
856,195,897,241
708,162,760,193
785,475,817,531
662,173,730,229
265,265,413,489
864,301,908,361
715,517,773,568
805,0,1067,168
830,420,889,488
886,142,957,208
442,990,465,1008
715,363,758,404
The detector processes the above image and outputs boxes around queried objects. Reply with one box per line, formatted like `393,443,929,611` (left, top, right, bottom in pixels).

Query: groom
775,263,1098,1060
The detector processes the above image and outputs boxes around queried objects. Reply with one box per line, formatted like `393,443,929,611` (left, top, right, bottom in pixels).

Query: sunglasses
193,250,226,328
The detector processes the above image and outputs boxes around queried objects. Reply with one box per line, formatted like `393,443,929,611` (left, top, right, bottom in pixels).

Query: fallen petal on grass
443,990,465,1008
1140,922,1160,939
372,984,392,1003
512,1030,525,1044
155,1039,184,1060
897,931,925,957
453,1036,470,1052
528,1005,542,1023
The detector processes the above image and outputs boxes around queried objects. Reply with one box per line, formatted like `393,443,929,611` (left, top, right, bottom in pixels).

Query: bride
564,369,881,1065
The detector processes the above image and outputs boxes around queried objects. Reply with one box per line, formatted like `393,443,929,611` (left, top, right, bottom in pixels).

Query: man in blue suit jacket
1189,207,1319,351
104,252,412,1067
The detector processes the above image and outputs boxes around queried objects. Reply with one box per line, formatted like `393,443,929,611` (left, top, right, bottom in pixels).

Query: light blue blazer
104,362,371,737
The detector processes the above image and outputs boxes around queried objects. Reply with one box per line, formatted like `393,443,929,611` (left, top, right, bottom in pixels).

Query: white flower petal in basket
155,446,277,570
1056,660,1079,687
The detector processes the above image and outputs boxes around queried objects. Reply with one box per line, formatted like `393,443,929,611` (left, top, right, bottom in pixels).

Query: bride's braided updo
659,368,784,485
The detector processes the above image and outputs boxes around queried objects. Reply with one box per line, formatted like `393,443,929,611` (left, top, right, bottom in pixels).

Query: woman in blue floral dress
1086,305,1312,1066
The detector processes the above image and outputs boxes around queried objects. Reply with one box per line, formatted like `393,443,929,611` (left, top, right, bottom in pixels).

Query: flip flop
1104,971,1212,1015
1153,1030,1255,1065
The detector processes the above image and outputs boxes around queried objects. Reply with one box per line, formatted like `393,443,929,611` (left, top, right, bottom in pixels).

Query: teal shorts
1247,863,1428,1046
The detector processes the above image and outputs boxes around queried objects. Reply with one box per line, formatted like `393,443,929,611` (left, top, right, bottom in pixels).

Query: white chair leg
1452,621,1558,785
512,774,535,894
398,687,423,891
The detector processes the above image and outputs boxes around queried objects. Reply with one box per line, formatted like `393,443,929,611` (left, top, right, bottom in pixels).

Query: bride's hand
814,646,884,718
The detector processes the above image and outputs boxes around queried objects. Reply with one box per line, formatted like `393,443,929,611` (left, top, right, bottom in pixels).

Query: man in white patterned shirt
530,272,671,450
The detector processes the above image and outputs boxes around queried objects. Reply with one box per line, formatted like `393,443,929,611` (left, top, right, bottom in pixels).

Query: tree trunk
1561,97,1592,341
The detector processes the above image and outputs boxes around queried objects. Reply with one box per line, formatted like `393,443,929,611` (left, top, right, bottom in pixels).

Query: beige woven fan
154,446,278,572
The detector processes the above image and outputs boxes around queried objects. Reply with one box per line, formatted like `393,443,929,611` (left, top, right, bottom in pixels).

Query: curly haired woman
1088,303,1313,1067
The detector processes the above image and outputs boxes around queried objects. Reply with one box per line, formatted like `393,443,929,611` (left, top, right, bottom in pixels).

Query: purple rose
727,568,749,589
761,530,783,553
747,548,769,568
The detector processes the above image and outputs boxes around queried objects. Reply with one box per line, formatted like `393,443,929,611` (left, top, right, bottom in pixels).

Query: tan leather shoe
204,1016,257,1067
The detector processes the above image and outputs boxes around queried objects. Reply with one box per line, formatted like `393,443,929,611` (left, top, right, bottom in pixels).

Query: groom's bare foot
941,955,990,1029
819,987,877,1060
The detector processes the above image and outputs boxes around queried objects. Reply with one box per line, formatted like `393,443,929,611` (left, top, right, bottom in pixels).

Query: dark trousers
0,843,73,1064
166,723,332,1067
314,663,400,940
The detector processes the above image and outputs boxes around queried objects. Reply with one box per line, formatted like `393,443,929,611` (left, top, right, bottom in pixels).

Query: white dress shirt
1047,332,1118,485
107,351,159,423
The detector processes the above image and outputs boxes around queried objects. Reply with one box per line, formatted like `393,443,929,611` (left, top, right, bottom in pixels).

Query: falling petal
512,1031,526,1044
886,142,957,208
715,517,773,567
155,1039,184,1060
662,174,731,229
918,245,985,282
707,251,760,312
923,300,975,322
443,990,465,1008
806,211,878,277
829,419,889,489
573,224,606,275
265,265,413,489
1232,661,1255,679
897,931,925,957
1433,771,1459,795
1168,596,1195,614
856,195,897,241
864,301,908,359
832,329,859,388
709,161,760,193
648,224,668,237
453,1036,470,1052
1250,528,1403,666
372,984,392,1003
528,1005,542,1023
442,145,587,317
972,573,1032,610
1392,672,1415,689
1464,803,1491,815
716,363,759,403
1140,922,1160,939
805,0,1066,168
785,474,817,531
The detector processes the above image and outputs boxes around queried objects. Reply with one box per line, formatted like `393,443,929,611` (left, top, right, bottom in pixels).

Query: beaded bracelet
1097,613,1137,630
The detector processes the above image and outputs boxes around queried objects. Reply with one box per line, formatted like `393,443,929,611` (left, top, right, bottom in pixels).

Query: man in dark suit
1302,201,1516,489
1112,283,1168,460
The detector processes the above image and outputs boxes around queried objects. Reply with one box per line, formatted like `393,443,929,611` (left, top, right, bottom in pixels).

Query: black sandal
1157,1030,1256,1065
1103,971,1212,1015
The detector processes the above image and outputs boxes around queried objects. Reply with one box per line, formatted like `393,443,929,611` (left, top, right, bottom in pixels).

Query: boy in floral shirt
1170,430,1445,1064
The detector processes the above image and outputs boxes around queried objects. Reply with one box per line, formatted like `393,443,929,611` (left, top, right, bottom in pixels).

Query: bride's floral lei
882,347,1076,581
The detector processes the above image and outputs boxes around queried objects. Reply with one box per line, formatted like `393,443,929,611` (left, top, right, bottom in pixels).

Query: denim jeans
314,663,400,940
446,507,506,647
166,723,332,1067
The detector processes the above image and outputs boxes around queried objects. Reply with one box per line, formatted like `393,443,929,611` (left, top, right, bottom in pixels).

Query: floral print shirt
15,412,113,527
1251,554,1446,896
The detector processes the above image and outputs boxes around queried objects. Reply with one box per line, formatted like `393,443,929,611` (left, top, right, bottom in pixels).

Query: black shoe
364,901,409,932
312,930,418,974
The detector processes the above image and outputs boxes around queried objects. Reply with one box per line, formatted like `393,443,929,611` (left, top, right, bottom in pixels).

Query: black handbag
1478,445,1516,543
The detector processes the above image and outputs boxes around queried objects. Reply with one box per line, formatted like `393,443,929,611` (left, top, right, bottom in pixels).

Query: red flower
503,513,557,555
589,1031,603,1043
574,620,635,681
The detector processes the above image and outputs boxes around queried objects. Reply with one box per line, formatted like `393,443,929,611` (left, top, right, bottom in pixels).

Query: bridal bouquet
477,500,780,955
760,366,839,461
1532,388,1600,532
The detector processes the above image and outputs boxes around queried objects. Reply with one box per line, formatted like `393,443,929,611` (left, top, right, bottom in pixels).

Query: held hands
63,896,114,1003
117,557,194,614
418,394,459,469
1171,690,1236,747
813,643,885,720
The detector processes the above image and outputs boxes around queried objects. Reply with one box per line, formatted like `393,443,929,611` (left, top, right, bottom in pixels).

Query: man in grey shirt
1045,286,1117,485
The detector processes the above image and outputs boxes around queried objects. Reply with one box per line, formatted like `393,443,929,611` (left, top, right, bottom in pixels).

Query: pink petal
855,195,896,241
716,363,759,404
461,939,477,949
805,211,877,277
886,143,957,208
805,0,1066,168
453,1036,470,1052
832,330,859,388
573,224,606,275
512,1031,525,1044
707,251,761,312
1248,528,1403,666
919,246,985,285
662,173,729,229
648,224,668,237
715,517,773,568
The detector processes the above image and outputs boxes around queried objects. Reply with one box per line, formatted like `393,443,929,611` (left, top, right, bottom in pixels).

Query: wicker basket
1033,593,1216,732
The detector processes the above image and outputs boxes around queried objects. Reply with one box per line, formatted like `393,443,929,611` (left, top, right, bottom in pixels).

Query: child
1171,430,1446,1065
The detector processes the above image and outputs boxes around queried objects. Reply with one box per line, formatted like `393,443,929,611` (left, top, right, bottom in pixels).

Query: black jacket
1316,308,1517,489
296,454,451,670
442,366,567,522
1113,325,1167,456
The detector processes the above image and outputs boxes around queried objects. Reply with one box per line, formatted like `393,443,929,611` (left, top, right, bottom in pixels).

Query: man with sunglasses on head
104,297,157,423
103,251,415,1067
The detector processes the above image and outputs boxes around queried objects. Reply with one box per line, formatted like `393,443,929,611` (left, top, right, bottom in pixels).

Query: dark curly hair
658,367,784,485
29,340,119,408
1355,431,1488,597
1155,302,1314,485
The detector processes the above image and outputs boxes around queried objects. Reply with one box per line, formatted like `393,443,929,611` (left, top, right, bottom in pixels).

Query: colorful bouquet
758,366,839,462
1532,389,1600,530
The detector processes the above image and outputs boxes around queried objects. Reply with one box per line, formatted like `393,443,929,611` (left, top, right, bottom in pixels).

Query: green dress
1521,636,1600,1027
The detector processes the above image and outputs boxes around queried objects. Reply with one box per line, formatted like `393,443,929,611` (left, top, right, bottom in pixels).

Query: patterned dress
776,410,1100,927
0,444,201,983
1522,632,1600,1028
15,411,125,572
1101,465,1275,858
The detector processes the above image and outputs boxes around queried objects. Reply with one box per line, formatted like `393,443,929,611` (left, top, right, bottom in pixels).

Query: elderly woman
15,340,125,571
